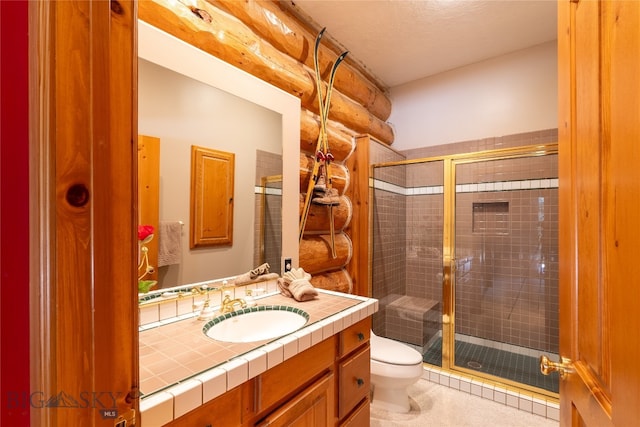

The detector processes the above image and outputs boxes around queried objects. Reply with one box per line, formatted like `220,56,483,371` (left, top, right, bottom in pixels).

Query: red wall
1,0,31,425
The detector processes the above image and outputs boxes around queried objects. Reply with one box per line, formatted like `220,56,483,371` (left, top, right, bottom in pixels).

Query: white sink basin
203,305,309,343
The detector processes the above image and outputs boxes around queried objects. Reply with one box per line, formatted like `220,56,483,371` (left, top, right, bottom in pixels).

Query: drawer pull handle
356,378,365,387
357,332,365,341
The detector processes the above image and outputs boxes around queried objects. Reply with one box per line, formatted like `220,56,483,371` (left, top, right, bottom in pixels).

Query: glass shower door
371,159,445,365
451,154,559,393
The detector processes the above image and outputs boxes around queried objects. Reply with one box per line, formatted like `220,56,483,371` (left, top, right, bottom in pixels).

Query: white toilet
370,331,424,413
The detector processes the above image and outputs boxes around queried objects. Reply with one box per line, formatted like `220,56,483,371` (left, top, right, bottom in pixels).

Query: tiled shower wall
405,162,444,305
455,155,559,353
370,143,406,334
370,129,559,354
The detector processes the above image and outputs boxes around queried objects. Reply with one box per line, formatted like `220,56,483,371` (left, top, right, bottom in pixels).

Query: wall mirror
138,21,300,292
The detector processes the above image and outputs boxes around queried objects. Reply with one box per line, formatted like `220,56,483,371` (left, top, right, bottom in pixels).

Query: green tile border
202,305,310,335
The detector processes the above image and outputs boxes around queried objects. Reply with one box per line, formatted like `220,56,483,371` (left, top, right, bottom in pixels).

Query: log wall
140,0,393,295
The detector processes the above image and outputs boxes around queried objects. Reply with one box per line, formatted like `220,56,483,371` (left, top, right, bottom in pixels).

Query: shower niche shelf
472,201,509,234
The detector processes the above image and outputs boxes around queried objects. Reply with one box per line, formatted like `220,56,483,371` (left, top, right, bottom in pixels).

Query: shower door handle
539,355,574,379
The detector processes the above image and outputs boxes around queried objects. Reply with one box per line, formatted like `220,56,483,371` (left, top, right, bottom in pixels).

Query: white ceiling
286,0,558,88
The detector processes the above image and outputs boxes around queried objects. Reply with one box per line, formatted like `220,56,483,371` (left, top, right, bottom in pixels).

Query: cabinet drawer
339,397,370,427
338,345,370,419
339,318,371,358
258,336,335,414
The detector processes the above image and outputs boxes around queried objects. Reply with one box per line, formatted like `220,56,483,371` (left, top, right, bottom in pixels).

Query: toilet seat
370,334,423,365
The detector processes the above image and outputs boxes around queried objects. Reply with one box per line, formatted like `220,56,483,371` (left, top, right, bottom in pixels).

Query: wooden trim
137,135,160,281
345,135,371,296
32,1,138,424
557,0,574,373
29,1,53,425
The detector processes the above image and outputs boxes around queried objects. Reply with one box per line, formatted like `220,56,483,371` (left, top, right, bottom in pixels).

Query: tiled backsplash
139,278,281,328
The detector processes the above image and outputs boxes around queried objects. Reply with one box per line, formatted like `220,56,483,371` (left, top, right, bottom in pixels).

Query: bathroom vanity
139,284,377,426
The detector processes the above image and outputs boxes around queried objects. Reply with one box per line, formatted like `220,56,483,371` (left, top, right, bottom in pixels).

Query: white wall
388,41,557,150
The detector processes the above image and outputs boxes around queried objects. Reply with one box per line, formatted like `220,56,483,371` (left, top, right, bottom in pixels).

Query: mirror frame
138,20,300,274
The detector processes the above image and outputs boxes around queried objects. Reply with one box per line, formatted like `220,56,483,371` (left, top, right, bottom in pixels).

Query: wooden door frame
345,135,372,297
30,1,139,425
558,0,640,425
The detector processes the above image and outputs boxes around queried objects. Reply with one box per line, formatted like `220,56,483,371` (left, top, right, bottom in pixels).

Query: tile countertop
139,289,378,424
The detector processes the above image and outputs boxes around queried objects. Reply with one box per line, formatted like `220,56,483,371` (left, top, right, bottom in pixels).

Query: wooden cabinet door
190,145,235,248
557,0,640,425
256,374,334,427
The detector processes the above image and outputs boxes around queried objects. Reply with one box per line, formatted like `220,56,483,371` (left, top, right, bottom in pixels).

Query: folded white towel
279,268,318,302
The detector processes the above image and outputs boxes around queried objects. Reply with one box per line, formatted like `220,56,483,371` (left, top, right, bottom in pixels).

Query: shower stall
255,149,283,275
370,142,559,397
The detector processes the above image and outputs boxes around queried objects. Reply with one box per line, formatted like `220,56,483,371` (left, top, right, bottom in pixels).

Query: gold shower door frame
371,142,558,399
259,174,283,265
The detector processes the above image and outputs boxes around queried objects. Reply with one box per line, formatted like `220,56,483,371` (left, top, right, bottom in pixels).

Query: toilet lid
370,334,423,365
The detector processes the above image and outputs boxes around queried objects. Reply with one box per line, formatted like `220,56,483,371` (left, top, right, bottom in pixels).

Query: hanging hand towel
157,221,182,267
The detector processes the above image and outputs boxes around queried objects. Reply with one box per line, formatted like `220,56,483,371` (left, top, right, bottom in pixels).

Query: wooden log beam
300,234,352,273
300,194,352,234
310,268,352,294
299,153,348,195
139,0,395,145
140,0,308,97
300,110,355,163
208,0,392,121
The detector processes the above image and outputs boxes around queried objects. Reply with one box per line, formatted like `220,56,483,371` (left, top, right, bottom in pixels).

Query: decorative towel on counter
250,262,270,279
232,272,279,286
232,263,271,285
278,268,318,302
157,221,182,267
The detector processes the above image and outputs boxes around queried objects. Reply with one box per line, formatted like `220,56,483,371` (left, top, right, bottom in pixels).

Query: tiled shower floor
423,338,559,393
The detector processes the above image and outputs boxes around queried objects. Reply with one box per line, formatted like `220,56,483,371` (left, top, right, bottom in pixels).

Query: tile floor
371,379,558,427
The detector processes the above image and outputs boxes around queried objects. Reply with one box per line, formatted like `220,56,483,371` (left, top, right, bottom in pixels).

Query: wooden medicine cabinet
190,145,235,248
